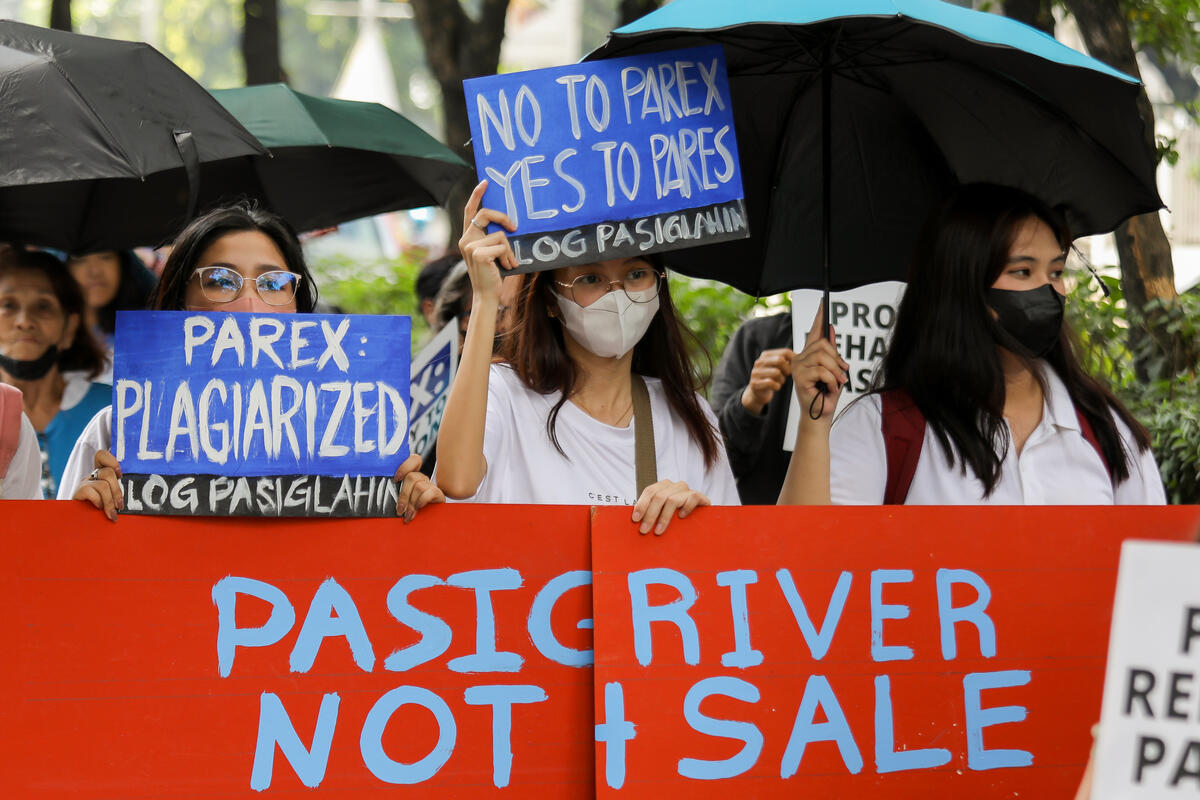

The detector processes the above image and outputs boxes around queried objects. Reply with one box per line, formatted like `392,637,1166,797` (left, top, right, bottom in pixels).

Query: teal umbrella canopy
589,0,1161,296
207,84,471,232
0,21,267,252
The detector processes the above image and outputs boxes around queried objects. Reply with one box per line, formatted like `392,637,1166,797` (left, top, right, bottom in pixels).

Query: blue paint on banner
112,310,411,477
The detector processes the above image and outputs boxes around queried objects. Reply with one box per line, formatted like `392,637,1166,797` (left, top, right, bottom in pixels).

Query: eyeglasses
192,266,302,307
555,267,663,308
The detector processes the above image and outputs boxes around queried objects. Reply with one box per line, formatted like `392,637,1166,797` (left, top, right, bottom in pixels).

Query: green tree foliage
1068,272,1200,503
1123,0,1200,67
667,276,777,391
309,249,432,345
18,0,427,116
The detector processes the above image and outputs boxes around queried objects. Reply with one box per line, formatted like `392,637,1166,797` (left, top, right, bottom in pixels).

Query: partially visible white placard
783,281,905,451
1092,540,1200,799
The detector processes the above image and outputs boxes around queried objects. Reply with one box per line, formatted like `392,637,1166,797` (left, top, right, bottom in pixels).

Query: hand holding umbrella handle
796,305,848,423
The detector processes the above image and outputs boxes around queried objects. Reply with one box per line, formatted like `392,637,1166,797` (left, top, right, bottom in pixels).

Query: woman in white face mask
436,182,740,532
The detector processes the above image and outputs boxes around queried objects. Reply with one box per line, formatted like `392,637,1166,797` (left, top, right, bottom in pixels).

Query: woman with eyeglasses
59,203,441,520
435,182,738,533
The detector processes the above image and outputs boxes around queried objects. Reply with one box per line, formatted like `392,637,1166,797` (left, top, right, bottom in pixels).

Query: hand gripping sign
464,44,749,271
112,310,411,517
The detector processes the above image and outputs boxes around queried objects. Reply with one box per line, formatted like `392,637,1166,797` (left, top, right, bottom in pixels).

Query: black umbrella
587,0,1162,300
0,21,267,252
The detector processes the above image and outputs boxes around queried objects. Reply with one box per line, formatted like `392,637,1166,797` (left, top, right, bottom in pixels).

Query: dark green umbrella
206,84,472,231
0,20,267,252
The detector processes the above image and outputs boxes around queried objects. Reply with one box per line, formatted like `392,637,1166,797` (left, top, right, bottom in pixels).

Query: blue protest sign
408,321,458,462
112,310,411,517
464,44,747,271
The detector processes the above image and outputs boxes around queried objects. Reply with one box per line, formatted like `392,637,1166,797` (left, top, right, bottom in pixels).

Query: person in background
710,310,795,504
436,181,738,533
780,183,1164,506
66,250,157,382
60,203,441,521
433,260,522,356
416,253,460,329
0,249,110,498
432,261,471,350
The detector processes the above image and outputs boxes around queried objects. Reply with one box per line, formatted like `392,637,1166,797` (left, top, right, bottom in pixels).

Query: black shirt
710,312,794,505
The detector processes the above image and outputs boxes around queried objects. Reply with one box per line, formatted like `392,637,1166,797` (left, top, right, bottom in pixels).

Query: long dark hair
78,251,158,336
149,203,317,312
497,263,721,468
1,250,107,379
876,183,1151,493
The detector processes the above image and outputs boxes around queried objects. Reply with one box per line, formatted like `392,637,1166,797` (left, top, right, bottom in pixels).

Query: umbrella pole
812,37,833,414
821,39,832,345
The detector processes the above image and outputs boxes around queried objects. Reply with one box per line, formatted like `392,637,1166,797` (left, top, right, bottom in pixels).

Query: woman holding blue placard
60,203,442,521
436,181,738,532
0,249,111,498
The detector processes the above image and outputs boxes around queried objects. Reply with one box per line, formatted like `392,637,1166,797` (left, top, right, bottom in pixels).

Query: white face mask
554,288,660,359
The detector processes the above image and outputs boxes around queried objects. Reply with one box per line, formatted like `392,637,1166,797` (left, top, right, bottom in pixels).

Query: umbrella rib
41,55,140,177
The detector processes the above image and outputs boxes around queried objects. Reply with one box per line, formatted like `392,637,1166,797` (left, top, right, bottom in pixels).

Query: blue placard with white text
464,44,748,271
111,310,410,517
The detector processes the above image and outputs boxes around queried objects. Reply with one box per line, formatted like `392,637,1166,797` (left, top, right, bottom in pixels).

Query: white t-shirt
57,405,111,500
451,364,740,506
2,413,44,500
830,367,1165,505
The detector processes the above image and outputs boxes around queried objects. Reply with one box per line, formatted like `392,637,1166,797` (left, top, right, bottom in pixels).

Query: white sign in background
1093,540,1200,799
783,281,905,451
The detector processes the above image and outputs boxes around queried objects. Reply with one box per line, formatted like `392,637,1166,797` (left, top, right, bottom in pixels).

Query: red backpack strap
880,389,926,505
0,383,24,479
1074,406,1113,484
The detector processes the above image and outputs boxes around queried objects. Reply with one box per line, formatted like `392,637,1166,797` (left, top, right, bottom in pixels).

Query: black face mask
0,345,60,380
986,285,1065,358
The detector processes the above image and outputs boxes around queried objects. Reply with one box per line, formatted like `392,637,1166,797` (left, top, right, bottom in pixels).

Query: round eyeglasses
555,266,663,308
192,266,302,307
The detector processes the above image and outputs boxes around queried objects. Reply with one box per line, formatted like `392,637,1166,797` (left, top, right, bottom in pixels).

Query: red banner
590,506,1200,799
5,503,1199,798
0,502,595,798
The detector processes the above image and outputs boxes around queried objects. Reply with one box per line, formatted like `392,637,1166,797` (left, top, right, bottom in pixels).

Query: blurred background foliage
1069,271,1200,503
17,0,440,132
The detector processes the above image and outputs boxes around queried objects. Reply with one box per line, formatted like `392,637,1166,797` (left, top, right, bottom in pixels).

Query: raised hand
791,307,849,425
741,347,794,415
458,180,518,300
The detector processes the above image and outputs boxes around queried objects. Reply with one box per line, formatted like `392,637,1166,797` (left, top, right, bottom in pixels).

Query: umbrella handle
173,129,199,221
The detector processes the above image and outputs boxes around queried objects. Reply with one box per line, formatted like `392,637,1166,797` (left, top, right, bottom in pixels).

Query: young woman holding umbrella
779,183,1164,506
435,182,738,533
60,203,441,521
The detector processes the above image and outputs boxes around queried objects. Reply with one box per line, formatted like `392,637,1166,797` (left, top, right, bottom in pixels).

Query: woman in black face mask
779,183,1163,505
0,249,110,497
